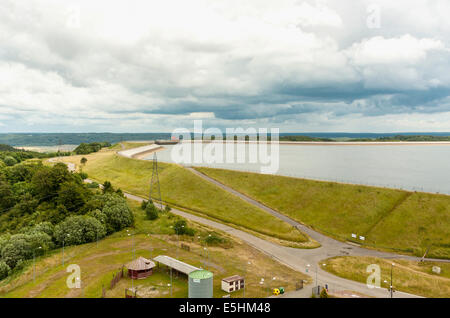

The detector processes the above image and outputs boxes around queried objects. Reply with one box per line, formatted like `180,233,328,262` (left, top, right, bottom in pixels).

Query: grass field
59,149,311,246
0,199,308,298
320,256,450,298
194,167,450,259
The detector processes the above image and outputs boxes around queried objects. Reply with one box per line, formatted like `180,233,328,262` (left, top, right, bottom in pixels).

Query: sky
1,0,450,133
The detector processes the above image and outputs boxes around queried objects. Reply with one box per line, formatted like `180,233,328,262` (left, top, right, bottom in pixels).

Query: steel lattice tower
150,152,162,209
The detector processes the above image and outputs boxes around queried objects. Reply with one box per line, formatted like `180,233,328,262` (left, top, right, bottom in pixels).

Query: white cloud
0,0,449,132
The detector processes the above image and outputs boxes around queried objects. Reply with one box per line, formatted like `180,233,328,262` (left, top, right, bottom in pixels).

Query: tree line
0,161,134,280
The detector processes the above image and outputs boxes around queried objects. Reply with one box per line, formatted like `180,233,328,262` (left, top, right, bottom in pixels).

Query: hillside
0,199,308,298
194,167,450,259
58,150,312,247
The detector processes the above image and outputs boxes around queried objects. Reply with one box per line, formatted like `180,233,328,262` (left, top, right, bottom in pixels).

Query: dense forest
74,142,112,155
0,159,134,280
0,144,71,167
0,133,170,147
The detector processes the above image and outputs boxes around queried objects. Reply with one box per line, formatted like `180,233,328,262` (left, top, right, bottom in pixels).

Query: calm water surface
148,144,450,195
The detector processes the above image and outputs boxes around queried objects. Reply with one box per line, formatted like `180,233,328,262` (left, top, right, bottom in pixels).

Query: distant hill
0,133,171,147
0,132,449,147
0,144,18,152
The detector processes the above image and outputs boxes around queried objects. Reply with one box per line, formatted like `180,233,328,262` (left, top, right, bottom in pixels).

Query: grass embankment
194,167,450,259
0,200,308,298
321,256,450,298
60,149,310,246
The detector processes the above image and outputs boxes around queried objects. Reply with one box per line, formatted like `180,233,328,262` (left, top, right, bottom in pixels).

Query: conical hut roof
126,257,156,271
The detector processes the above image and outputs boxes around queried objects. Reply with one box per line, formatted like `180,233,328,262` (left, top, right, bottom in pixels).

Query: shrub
102,198,134,233
145,203,159,220
78,172,88,180
88,209,107,225
3,156,18,167
102,181,114,193
28,222,55,238
1,238,32,268
54,216,106,246
164,205,172,213
173,220,194,236
87,181,99,189
205,233,226,245
0,261,10,280
141,200,148,210
320,288,329,298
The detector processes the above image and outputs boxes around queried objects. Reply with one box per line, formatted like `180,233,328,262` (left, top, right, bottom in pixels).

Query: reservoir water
147,143,450,195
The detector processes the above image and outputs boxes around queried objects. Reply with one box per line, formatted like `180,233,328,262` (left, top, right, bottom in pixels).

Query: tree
102,181,114,193
80,157,87,166
145,203,159,220
31,164,71,199
1,238,32,268
141,200,148,210
0,181,15,211
57,181,88,213
54,216,106,246
102,198,134,233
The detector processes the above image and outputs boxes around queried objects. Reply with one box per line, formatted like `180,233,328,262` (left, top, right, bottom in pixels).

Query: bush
28,222,55,238
145,203,159,220
164,205,172,213
102,181,114,193
320,288,329,298
205,233,226,245
102,196,134,233
54,216,106,246
87,181,99,189
0,261,10,280
173,220,194,236
1,238,32,268
88,209,107,225
141,200,148,210
78,172,88,180
3,156,18,167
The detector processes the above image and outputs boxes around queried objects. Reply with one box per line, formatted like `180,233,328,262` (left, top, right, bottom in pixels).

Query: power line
149,152,162,209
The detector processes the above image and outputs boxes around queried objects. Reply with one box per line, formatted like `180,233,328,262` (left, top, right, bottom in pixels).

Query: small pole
170,267,173,297
33,250,35,281
390,263,394,298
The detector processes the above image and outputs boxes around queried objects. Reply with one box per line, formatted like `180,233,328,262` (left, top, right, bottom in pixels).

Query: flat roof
189,270,213,279
222,275,244,283
153,255,200,275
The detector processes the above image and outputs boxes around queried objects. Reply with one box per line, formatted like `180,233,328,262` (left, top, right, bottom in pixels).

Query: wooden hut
125,257,156,279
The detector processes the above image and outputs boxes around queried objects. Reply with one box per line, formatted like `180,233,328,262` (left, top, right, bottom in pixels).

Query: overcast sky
1,0,450,133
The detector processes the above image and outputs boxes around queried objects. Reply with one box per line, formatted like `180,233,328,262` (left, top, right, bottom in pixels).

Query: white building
221,275,245,293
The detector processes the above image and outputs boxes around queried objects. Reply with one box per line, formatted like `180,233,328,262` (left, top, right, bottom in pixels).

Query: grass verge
320,256,450,298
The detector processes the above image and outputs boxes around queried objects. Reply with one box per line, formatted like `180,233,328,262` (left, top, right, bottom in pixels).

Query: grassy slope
321,256,450,298
195,167,450,258
0,199,308,298
62,150,307,244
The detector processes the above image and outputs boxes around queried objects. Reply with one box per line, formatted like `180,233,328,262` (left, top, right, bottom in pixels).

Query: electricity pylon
150,152,162,209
